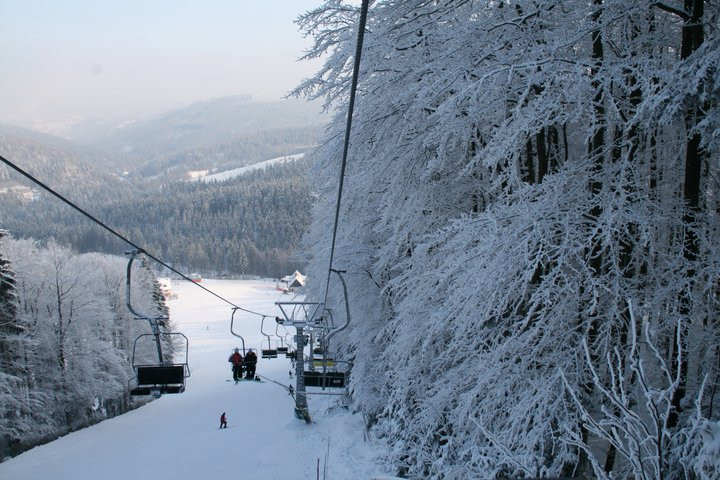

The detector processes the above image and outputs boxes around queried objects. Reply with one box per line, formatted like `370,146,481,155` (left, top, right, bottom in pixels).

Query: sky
0,0,325,132
0,278,394,480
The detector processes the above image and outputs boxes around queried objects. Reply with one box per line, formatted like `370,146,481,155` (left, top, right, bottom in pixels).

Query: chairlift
129,332,189,396
275,324,288,355
308,339,337,370
303,370,347,388
229,307,246,355
310,310,335,358
312,358,336,368
260,315,278,359
303,359,351,389
310,337,334,367
125,250,189,396
283,332,295,358
302,270,353,391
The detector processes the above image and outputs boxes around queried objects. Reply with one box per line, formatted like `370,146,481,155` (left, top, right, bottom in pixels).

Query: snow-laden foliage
294,0,720,477
0,235,174,459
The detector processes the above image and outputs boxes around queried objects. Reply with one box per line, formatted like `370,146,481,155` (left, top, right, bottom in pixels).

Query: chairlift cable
322,0,370,306
254,373,292,392
0,153,271,318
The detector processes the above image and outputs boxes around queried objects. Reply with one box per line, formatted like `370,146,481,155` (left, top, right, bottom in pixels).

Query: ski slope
0,278,392,480
197,153,305,183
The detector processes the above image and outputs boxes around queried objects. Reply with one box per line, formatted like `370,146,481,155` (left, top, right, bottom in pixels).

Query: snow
187,169,210,179
0,278,391,480
197,153,305,183
695,419,720,477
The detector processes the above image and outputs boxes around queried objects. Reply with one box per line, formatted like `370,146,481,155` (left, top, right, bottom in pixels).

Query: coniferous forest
0,97,321,279
1,161,312,278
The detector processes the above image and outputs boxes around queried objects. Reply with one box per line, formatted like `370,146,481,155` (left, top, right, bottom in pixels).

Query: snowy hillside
197,153,305,182
68,96,324,159
0,279,392,480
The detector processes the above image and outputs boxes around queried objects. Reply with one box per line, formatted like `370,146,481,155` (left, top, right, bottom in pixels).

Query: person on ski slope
228,348,243,381
244,348,257,380
220,412,227,429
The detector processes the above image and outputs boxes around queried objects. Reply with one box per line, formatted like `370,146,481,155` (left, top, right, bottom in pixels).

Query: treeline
0,231,174,459
2,160,312,278
298,1,720,479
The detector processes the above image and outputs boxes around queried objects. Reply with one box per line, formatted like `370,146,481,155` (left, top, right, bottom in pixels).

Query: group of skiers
228,347,257,381
220,348,259,429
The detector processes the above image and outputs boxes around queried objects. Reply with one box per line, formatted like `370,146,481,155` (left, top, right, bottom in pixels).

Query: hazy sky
1,0,325,131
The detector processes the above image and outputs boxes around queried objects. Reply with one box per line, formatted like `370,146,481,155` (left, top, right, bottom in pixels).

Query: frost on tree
0,235,176,459
293,0,720,478
0,229,27,455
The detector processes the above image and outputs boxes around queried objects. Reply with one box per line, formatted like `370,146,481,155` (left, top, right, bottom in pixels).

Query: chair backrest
312,358,335,367
303,371,346,388
136,365,185,385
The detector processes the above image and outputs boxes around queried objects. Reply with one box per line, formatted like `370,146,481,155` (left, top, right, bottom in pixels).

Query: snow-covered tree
294,1,720,477
0,230,33,456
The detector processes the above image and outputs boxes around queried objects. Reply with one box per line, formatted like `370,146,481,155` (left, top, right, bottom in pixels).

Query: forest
0,231,175,458
0,99,318,460
1,96,323,279
295,1,720,478
1,159,313,279
132,125,322,182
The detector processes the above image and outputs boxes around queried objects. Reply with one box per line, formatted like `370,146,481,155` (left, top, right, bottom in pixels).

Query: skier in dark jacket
228,348,243,381
244,349,257,380
220,412,227,429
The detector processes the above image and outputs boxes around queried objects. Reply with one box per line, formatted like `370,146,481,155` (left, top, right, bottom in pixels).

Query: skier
244,348,257,380
228,348,243,382
220,412,227,429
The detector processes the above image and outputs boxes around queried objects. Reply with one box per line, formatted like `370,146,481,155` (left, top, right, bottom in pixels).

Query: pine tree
0,230,25,451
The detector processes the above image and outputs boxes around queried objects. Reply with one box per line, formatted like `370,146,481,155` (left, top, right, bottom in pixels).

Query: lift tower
275,301,324,422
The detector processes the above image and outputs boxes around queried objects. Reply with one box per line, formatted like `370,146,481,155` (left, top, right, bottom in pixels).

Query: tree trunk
525,138,536,184
668,0,705,430
576,1,606,476
536,128,548,183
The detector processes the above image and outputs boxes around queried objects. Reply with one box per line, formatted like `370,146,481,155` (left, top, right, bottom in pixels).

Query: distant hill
0,99,317,277
0,124,137,202
67,96,327,181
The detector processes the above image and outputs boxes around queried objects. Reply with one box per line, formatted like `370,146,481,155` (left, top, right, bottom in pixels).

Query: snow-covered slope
0,278,391,480
197,153,305,183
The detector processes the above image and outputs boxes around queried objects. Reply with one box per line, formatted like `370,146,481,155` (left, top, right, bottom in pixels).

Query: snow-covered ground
0,278,393,480
197,153,306,183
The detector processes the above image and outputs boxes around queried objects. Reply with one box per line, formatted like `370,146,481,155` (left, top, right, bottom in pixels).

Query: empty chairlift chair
125,249,190,397
311,342,335,368
131,362,188,396
275,324,289,355
260,315,278,359
229,306,247,355
128,326,190,397
302,269,353,390
312,357,336,368
303,369,348,388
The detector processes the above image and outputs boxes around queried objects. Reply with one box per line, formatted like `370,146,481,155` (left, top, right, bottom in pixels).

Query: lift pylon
275,301,324,422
